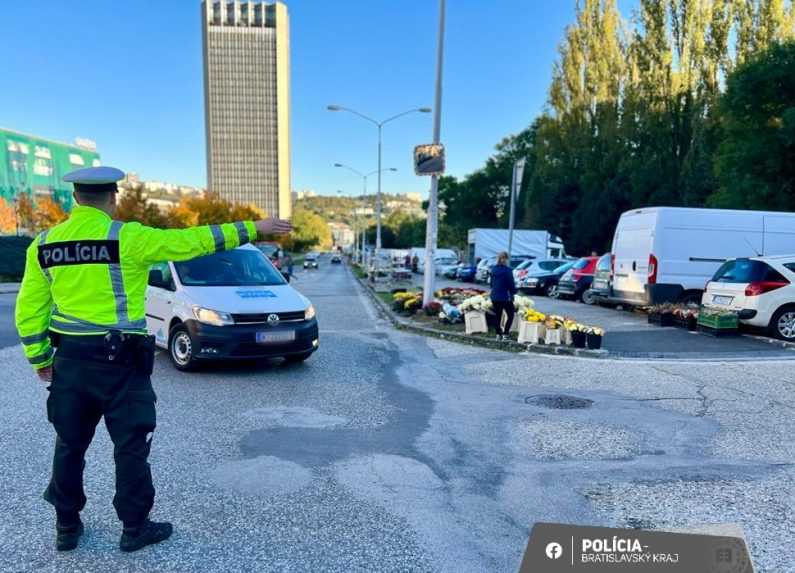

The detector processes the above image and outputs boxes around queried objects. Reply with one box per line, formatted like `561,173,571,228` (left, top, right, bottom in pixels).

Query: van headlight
193,306,234,326
304,304,316,320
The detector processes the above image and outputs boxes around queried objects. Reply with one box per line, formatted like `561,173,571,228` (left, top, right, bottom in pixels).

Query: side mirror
148,269,166,289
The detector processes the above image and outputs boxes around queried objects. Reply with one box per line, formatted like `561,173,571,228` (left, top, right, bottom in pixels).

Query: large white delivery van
145,244,318,371
610,207,795,306
467,228,566,263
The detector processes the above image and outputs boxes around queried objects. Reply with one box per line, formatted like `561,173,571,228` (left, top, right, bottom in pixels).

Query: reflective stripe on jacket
15,205,256,369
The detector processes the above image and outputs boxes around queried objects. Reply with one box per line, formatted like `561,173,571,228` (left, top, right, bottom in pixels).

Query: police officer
15,166,292,552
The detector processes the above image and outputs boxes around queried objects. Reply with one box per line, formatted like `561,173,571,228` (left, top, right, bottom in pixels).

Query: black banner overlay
38,240,120,269
518,523,754,573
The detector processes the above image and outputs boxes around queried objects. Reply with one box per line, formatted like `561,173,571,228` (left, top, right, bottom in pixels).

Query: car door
145,261,176,347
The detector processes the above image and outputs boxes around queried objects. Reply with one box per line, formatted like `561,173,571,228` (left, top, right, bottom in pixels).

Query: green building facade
0,128,101,211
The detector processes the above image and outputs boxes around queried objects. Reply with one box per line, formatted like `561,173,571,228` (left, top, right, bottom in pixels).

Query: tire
284,351,313,364
769,306,795,341
546,284,559,299
581,289,597,305
168,323,200,372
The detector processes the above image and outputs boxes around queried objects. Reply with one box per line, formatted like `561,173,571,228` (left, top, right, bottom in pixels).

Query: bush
0,236,32,281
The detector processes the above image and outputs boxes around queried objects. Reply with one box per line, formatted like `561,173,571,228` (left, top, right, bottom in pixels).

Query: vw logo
267,313,280,325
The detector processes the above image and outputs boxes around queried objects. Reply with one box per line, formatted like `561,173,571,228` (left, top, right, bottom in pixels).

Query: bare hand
37,366,53,383
255,218,293,237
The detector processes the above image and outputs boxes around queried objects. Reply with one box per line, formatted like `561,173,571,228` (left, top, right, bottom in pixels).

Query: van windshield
175,249,286,287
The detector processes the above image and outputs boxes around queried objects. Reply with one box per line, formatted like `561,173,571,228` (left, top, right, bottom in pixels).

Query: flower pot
464,311,488,335
586,333,603,350
571,330,587,348
518,320,546,344
545,328,563,345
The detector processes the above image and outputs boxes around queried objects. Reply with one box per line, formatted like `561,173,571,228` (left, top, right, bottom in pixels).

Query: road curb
352,269,609,359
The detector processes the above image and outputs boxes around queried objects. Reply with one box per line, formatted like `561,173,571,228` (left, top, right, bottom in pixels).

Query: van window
712,260,786,283
175,249,286,287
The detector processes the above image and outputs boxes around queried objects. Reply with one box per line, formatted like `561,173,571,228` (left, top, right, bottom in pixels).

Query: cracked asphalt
1,258,793,572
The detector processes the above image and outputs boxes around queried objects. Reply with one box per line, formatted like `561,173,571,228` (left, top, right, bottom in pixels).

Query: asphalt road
1,259,793,572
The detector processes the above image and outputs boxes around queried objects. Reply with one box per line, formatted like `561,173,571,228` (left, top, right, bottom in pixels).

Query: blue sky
2,1,636,198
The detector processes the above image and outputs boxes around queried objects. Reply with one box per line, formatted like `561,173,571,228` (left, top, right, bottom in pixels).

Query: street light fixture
328,104,430,275
333,163,397,264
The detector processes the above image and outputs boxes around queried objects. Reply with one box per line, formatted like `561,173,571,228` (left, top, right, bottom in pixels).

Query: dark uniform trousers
44,334,157,528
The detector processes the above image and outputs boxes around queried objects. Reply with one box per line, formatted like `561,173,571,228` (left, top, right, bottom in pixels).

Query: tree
0,198,16,234
167,192,264,228
280,207,331,252
15,193,35,234
115,185,170,227
711,41,795,211
34,197,68,232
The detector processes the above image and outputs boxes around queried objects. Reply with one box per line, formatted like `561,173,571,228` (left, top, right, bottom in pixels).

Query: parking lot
412,274,795,361
1,259,794,571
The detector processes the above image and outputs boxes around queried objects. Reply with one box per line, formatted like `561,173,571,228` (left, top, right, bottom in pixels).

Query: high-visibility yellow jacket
15,205,257,370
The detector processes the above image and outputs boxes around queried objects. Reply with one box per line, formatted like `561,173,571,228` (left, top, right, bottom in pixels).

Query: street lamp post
333,163,397,265
422,0,447,307
328,105,430,274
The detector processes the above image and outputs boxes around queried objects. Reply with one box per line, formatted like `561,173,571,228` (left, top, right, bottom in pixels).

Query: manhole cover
525,394,593,410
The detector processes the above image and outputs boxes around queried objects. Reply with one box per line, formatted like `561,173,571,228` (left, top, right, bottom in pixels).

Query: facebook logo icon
545,542,563,560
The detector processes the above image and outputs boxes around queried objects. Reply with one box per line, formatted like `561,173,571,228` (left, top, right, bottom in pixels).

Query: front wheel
770,306,795,341
169,324,200,371
284,351,313,364
546,284,559,298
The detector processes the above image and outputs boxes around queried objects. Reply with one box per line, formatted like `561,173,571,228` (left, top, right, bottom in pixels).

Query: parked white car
611,206,795,306
434,256,460,277
475,257,497,283
145,244,319,370
702,255,795,340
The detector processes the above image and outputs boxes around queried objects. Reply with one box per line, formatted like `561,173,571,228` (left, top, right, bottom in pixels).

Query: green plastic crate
697,311,738,330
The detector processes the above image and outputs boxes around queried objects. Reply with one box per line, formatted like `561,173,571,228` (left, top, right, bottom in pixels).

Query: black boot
56,519,84,552
119,520,173,552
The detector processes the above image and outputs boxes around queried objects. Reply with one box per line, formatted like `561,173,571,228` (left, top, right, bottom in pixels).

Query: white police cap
63,166,125,185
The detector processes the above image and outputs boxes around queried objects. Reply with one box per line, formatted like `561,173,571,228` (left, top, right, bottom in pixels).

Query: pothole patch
517,420,640,461
208,456,312,497
525,394,594,410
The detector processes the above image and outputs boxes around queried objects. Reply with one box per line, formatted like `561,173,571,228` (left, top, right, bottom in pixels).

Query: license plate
712,295,733,305
256,331,295,344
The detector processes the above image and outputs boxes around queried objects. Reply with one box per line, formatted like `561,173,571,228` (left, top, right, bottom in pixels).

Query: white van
610,207,795,306
145,244,318,371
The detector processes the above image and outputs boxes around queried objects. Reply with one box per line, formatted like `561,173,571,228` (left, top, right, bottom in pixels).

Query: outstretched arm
126,218,292,266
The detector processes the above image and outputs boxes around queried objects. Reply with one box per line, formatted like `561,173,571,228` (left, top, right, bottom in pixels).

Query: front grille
232,311,305,324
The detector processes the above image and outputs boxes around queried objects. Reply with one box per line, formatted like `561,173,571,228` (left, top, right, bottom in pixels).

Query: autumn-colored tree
115,185,170,227
34,197,68,232
0,198,17,234
15,193,35,233
166,192,265,228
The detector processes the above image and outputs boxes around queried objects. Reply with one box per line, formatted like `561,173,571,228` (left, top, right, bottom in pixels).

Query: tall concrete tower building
201,1,291,218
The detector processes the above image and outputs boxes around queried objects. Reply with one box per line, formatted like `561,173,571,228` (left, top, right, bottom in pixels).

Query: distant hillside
297,193,424,226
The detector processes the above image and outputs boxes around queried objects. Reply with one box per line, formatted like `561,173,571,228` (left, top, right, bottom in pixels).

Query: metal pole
422,0,446,307
375,125,383,275
361,175,368,264
508,163,517,259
